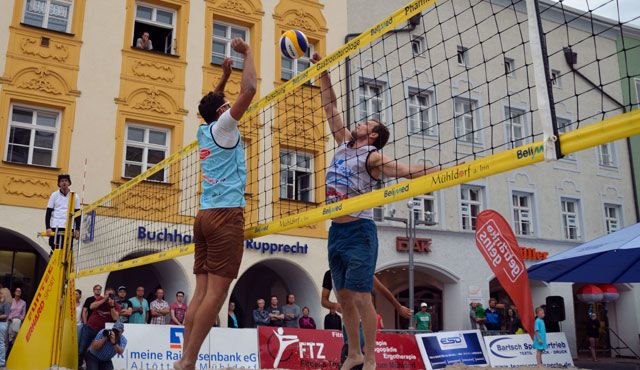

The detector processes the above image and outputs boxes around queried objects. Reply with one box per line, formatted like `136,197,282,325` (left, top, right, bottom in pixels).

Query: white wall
0,0,15,76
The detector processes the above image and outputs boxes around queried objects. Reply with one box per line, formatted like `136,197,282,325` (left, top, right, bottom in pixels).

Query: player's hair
370,120,390,149
199,91,226,123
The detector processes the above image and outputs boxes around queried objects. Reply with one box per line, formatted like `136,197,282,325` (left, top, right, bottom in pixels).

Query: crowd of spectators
469,297,527,334
0,286,27,368
249,293,342,330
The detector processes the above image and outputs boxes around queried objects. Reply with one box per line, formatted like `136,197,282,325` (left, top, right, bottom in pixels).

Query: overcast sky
553,0,640,27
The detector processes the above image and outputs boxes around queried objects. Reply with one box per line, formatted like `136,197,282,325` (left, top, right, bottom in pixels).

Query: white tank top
325,142,379,219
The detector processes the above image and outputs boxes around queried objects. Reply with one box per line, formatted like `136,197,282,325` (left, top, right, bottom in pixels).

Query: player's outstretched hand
231,38,250,55
398,305,412,319
222,58,233,77
311,52,321,64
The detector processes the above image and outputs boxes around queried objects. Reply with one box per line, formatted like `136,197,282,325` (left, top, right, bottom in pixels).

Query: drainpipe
563,47,639,222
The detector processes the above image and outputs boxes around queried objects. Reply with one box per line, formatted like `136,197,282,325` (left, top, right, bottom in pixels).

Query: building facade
346,0,640,357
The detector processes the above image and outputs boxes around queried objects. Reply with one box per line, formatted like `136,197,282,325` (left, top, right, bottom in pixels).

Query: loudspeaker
545,296,566,322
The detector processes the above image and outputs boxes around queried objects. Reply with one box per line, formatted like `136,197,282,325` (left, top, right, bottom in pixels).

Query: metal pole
407,201,415,330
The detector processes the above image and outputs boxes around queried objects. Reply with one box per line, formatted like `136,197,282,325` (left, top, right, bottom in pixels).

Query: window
598,143,617,167
358,80,386,122
412,36,425,56
504,58,515,77
505,107,527,148
556,117,576,160
604,204,622,234
561,198,581,240
413,193,437,224
460,186,483,230
281,43,313,81
551,69,561,88
133,3,176,54
212,22,249,69
123,124,170,182
5,105,60,167
635,78,640,105
23,0,73,33
512,192,534,236
454,97,481,144
457,46,468,66
280,150,313,202
408,89,436,135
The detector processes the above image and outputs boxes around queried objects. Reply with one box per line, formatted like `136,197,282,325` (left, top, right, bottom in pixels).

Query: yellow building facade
0,0,347,321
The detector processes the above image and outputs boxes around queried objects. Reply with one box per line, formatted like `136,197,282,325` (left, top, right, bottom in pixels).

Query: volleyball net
75,0,640,276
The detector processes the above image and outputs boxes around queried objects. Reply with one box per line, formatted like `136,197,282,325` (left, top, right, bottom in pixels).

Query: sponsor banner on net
109,324,258,369
416,330,489,370
483,333,574,368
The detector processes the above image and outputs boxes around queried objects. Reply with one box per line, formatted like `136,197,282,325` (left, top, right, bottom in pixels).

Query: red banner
257,327,425,369
475,210,535,337
258,326,342,369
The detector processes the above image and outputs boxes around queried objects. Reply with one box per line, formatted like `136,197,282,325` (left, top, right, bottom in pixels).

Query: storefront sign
137,226,193,244
396,237,432,253
109,325,258,369
245,239,309,255
416,330,489,370
483,333,573,368
518,246,548,261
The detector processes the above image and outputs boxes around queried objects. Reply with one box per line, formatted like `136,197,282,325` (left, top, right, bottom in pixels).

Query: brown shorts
193,208,244,278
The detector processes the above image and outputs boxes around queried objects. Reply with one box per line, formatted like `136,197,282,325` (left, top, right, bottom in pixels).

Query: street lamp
384,200,437,329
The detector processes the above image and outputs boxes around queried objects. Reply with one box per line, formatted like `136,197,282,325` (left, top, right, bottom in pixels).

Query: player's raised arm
229,38,257,121
368,151,440,179
312,52,351,145
213,58,233,94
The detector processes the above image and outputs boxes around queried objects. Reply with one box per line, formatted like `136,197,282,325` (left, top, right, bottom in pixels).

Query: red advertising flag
475,210,535,337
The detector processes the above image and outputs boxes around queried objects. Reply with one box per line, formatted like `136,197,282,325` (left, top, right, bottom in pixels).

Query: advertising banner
483,333,574,368
375,332,425,369
475,210,535,335
416,330,489,370
109,325,258,369
258,326,343,369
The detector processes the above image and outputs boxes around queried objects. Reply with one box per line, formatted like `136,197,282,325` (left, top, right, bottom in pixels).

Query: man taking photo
87,321,127,370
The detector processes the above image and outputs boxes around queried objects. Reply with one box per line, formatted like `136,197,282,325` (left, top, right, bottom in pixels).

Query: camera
102,329,113,337
108,293,116,300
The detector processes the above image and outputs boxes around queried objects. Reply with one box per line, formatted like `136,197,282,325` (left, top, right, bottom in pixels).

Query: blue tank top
197,123,246,209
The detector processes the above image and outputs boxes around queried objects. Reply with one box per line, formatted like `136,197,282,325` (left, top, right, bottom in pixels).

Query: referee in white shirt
45,174,81,250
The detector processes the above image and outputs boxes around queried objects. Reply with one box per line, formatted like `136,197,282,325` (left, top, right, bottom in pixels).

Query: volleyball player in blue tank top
313,52,442,370
174,38,256,370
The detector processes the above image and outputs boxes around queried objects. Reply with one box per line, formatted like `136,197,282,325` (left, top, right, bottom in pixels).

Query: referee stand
6,193,79,370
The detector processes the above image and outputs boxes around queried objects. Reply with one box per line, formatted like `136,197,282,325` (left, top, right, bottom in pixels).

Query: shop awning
528,222,640,283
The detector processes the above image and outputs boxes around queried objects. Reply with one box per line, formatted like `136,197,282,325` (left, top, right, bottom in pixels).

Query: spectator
252,299,269,327
299,307,316,329
267,295,285,327
324,308,342,330
78,287,120,367
376,312,384,330
415,302,432,332
0,288,10,368
170,291,188,325
75,289,83,340
83,285,103,325
505,308,522,334
128,286,149,324
283,293,301,328
135,31,153,50
45,173,81,250
228,301,239,328
116,286,131,323
87,321,127,370
533,307,547,367
8,287,26,345
150,288,170,325
485,298,502,331
587,312,600,362
475,302,487,330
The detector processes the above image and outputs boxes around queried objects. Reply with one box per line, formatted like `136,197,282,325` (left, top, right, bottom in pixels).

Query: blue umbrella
528,222,640,283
